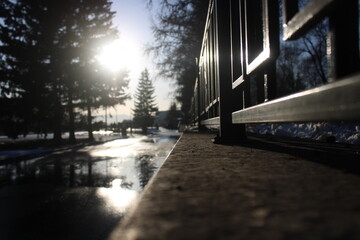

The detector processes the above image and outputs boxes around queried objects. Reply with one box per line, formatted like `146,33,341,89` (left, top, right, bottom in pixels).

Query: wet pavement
110,132,360,240
0,130,179,240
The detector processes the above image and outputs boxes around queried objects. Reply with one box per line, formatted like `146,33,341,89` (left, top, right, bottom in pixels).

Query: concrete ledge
110,132,360,240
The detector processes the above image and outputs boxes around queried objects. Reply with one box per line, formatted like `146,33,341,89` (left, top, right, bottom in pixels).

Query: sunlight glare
92,147,135,158
91,138,139,158
97,178,138,214
97,38,140,72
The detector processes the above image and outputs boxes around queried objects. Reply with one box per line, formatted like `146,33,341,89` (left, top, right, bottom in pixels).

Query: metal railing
191,0,359,142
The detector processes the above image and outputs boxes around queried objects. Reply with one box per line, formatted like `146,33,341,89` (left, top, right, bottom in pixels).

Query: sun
97,37,140,72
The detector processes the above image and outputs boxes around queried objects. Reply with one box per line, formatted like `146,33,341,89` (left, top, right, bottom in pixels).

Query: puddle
0,132,179,240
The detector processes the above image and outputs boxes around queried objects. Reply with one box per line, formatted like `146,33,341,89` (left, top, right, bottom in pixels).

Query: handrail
190,0,359,142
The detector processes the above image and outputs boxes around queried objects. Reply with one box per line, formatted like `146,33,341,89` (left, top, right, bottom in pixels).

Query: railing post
194,57,206,131
328,0,359,81
215,0,246,143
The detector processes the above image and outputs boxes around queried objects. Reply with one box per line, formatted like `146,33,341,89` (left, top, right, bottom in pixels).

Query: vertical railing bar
213,5,220,106
282,0,298,25
210,20,215,113
264,60,277,101
328,0,359,81
264,0,279,101
243,0,252,109
209,26,215,117
256,72,265,104
195,58,202,129
213,0,246,142
239,0,248,111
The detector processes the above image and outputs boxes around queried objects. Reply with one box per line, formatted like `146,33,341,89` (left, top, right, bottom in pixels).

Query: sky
98,0,174,122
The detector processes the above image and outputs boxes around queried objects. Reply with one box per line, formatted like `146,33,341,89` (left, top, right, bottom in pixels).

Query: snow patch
248,122,360,145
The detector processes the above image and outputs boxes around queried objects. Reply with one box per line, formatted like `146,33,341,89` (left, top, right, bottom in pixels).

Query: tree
75,0,122,141
0,0,60,139
0,0,127,142
165,102,183,129
136,155,156,189
133,69,157,134
277,19,328,97
96,69,130,113
146,0,209,121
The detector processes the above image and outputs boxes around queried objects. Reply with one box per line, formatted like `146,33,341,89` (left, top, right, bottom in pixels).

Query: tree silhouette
0,0,128,141
133,69,157,134
73,0,127,141
165,102,183,129
136,155,156,189
277,19,328,97
146,0,209,121
0,0,62,139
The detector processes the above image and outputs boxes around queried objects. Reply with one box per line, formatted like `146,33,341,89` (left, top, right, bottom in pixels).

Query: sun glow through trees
97,37,141,73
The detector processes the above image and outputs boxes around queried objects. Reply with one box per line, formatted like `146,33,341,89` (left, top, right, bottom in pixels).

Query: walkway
109,132,360,240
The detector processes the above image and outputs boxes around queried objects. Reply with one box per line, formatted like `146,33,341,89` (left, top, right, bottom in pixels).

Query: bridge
109,0,360,239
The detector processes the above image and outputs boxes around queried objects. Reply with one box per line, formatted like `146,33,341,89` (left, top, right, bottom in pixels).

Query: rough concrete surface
109,132,360,240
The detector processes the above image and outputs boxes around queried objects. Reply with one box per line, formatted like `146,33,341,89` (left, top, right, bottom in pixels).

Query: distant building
154,111,184,129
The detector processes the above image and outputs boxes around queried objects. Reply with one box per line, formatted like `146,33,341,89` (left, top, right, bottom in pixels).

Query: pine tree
0,0,127,141
0,0,58,139
75,0,122,141
133,69,157,134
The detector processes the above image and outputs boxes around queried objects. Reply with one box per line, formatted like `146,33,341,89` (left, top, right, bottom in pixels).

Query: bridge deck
110,132,360,240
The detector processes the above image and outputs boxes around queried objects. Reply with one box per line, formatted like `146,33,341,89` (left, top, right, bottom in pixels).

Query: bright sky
97,0,173,121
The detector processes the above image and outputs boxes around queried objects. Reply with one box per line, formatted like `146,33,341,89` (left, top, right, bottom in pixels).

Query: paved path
0,131,179,240
109,132,360,240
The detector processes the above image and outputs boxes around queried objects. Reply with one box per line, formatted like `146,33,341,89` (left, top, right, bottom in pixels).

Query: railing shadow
238,133,360,175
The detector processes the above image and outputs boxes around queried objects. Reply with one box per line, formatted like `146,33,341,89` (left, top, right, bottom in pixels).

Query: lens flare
97,178,138,214
97,38,140,72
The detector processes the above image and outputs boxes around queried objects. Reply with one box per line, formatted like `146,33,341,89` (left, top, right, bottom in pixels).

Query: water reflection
0,132,178,239
97,179,138,214
1,134,177,187
0,132,178,207
136,155,157,189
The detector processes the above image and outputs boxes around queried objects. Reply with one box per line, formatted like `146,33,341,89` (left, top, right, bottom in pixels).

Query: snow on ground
248,122,360,145
0,131,123,142
0,131,122,161
0,128,181,161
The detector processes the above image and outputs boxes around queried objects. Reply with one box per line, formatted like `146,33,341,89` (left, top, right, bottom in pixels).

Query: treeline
0,0,129,142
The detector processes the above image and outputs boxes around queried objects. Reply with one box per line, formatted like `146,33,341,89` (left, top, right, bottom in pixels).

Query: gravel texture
109,132,360,240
